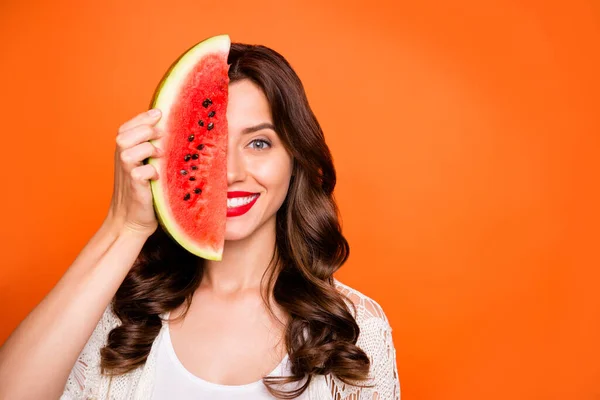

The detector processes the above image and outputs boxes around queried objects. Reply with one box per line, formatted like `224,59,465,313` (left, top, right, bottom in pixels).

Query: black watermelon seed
192,153,199,160
196,144,205,150
191,165,198,170
188,134,195,142
202,99,212,108
180,169,188,175
189,177,196,181
184,154,191,162
194,188,202,194
184,193,191,201
198,120,204,127
207,122,214,130
208,110,216,118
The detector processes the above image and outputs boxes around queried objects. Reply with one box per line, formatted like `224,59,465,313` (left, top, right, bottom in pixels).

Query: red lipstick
226,192,260,217
227,191,257,199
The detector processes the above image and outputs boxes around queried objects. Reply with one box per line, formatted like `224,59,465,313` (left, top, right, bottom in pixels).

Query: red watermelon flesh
148,35,230,260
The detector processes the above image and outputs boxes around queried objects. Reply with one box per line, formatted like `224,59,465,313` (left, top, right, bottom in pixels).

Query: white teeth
227,194,258,208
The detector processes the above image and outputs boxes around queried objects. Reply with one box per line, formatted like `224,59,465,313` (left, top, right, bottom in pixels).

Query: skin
0,79,295,397
168,79,295,385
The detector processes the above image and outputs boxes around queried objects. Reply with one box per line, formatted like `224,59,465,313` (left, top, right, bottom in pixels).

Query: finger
118,108,162,135
130,163,159,184
116,124,162,151
120,142,161,171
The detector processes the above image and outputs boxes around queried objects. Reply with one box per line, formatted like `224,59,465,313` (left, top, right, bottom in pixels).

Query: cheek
248,152,293,190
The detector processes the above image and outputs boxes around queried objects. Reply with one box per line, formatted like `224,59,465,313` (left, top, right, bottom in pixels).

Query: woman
0,43,400,399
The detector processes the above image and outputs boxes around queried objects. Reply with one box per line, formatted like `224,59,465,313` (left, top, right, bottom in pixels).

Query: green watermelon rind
147,34,230,261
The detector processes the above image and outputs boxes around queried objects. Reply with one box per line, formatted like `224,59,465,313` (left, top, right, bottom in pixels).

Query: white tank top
151,320,308,399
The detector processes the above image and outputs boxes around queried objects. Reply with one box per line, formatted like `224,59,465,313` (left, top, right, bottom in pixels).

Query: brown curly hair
100,42,372,398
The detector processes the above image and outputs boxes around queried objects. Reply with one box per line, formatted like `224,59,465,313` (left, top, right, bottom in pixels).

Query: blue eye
249,139,272,150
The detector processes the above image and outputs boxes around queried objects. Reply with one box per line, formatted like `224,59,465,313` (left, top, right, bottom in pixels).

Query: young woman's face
224,79,293,241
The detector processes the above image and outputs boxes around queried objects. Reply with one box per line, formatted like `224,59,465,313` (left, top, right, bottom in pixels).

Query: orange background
1,1,599,399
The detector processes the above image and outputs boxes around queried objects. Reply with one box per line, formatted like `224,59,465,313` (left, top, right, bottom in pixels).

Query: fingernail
148,108,161,117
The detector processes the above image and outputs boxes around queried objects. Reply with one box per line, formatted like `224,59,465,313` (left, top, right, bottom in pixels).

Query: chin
223,229,251,241
223,218,256,241
223,209,276,242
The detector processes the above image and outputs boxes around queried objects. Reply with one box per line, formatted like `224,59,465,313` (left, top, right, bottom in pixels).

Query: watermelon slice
147,35,230,260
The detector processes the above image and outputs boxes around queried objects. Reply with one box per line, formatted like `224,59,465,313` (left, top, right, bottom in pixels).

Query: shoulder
328,279,401,399
60,303,122,398
76,303,123,365
333,279,395,357
333,278,391,328
93,302,122,338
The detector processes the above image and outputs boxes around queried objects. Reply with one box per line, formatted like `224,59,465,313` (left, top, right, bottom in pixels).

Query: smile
226,194,260,217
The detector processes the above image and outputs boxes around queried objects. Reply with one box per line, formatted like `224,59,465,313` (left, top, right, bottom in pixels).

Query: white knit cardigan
60,280,400,399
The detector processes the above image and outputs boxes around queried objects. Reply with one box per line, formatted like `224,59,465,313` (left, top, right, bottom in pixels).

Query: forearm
0,225,148,399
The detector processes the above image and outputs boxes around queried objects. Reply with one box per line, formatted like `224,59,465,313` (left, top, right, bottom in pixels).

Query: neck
201,216,277,295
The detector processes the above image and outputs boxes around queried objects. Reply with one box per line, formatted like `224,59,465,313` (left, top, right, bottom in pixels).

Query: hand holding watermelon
107,108,164,237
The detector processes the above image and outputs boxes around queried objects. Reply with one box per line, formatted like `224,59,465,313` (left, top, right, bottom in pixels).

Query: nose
227,144,246,186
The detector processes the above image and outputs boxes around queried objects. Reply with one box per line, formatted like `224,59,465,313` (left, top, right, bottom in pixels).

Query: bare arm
0,223,149,399
0,108,164,400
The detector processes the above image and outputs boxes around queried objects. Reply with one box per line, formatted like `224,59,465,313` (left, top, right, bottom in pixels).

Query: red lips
226,192,260,217
227,191,257,199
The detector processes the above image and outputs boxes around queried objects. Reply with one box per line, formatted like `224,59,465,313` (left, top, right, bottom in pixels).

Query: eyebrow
242,122,276,135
